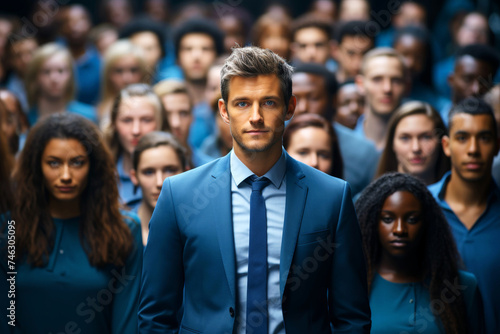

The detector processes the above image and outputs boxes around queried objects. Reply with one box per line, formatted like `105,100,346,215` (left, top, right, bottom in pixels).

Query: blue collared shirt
230,149,287,334
428,172,500,334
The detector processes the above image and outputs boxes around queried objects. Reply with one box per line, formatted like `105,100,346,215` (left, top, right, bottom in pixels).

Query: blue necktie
246,176,270,334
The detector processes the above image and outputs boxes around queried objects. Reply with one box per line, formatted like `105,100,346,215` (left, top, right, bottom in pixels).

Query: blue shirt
28,100,97,126
5,213,143,334
188,101,216,149
230,149,287,334
370,270,484,334
117,154,143,206
429,172,500,334
5,72,29,113
74,47,102,105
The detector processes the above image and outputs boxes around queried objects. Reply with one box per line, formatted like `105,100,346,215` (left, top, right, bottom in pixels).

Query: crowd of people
0,0,499,333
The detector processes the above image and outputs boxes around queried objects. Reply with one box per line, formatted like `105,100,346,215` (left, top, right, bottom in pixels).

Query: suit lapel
280,156,308,298
211,154,237,300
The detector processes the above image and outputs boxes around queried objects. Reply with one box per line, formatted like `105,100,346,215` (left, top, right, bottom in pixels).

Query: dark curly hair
355,173,467,334
14,113,133,268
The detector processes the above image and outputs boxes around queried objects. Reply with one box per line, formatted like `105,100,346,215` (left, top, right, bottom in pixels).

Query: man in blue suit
139,46,371,333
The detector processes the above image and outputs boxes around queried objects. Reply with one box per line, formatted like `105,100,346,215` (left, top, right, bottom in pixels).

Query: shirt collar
230,148,287,189
436,170,500,204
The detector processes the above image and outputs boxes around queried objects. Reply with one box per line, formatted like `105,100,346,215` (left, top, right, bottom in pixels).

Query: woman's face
38,52,72,100
287,126,333,174
378,191,424,259
109,56,143,94
42,138,90,204
131,145,184,208
115,96,158,155
393,114,440,178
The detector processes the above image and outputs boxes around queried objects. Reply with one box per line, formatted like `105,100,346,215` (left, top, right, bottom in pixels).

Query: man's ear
285,95,297,121
219,99,230,125
442,135,451,157
130,169,139,186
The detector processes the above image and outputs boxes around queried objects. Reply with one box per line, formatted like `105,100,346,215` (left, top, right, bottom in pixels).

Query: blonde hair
105,83,169,161
360,47,407,76
101,40,149,102
153,79,192,102
25,43,75,107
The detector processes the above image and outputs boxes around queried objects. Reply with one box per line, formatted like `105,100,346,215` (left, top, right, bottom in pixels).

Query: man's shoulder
168,155,230,187
288,157,347,191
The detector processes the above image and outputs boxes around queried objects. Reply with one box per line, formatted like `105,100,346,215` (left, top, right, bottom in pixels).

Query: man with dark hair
292,62,380,196
332,20,374,83
169,19,225,148
119,18,167,83
441,44,500,126
429,97,500,334
139,46,371,333
290,14,335,68
59,5,101,105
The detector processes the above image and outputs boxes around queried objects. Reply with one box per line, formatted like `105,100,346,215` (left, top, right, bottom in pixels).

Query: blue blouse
370,270,484,334
9,213,142,334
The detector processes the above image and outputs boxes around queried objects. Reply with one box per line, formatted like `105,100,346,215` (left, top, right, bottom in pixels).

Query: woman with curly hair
355,173,484,334
375,101,450,185
9,113,142,333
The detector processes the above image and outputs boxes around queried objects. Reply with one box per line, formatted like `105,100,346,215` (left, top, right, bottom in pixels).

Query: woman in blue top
355,173,484,334
129,131,187,245
9,113,143,333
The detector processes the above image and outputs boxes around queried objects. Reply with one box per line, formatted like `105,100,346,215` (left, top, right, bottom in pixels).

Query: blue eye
236,102,247,107
264,100,275,107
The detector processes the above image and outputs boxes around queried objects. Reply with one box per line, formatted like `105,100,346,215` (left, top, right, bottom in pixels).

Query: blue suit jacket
139,152,371,333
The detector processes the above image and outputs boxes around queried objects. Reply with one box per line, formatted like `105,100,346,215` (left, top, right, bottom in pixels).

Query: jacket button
229,307,235,317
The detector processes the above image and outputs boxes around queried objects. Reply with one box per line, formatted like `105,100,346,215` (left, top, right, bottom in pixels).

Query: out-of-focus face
292,27,331,65
456,13,489,46
292,73,329,117
162,93,192,145
335,83,364,129
109,56,143,94
357,56,406,116
95,29,118,56
115,96,159,155
42,138,89,205
0,91,21,147
335,36,373,79
338,0,370,21
178,33,217,81
105,0,132,28
62,6,92,46
393,114,440,178
130,31,162,71
378,191,424,260
310,0,337,21
287,126,333,174
144,0,168,22
449,56,493,104
0,19,13,58
220,15,246,53
393,3,427,28
258,23,291,60
443,113,498,182
131,145,183,208
394,34,426,77
9,38,39,76
205,65,222,105
38,53,72,100
219,74,295,156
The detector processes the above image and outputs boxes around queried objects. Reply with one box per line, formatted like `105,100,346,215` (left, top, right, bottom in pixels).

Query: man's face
61,6,91,46
292,27,332,65
356,56,406,116
456,13,489,46
219,74,295,155
393,3,426,28
335,83,364,129
292,72,330,117
443,113,499,182
334,36,373,79
161,93,193,146
394,35,426,77
130,31,162,71
9,38,38,76
449,56,493,104
178,33,217,81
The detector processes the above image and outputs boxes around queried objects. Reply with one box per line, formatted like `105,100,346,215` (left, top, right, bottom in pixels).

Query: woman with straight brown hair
375,101,450,185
